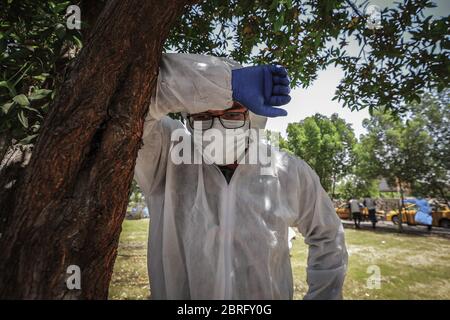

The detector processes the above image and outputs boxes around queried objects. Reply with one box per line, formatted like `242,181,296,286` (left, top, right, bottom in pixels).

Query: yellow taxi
386,203,450,228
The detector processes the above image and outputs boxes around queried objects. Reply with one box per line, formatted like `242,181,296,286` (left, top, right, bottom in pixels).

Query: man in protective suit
134,53,348,300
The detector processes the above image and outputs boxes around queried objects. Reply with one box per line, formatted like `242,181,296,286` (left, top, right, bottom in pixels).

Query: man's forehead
191,104,248,116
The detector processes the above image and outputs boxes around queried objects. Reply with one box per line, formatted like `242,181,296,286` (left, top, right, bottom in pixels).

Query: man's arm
134,53,234,195
150,53,292,119
148,53,234,120
293,160,348,300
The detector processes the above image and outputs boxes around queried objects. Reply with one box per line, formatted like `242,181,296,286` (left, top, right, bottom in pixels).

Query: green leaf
1,102,14,114
13,94,30,106
11,63,33,87
41,103,50,113
55,24,66,40
18,110,29,128
33,74,49,82
0,80,17,97
54,2,71,13
71,35,82,48
412,94,421,104
21,105,40,113
274,13,284,32
18,134,38,145
29,89,52,101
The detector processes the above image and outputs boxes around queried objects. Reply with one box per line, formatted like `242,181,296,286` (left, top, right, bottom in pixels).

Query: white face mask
191,119,250,165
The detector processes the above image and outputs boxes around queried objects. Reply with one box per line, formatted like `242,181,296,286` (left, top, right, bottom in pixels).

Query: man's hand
232,65,291,117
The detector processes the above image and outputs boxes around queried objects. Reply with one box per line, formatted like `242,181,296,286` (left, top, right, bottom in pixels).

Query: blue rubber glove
232,65,291,117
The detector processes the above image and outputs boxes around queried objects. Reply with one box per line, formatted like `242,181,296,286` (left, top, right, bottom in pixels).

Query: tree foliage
285,113,356,193
356,90,449,200
2,0,448,155
1,0,448,202
167,0,449,112
0,1,82,151
406,91,449,199
335,174,379,199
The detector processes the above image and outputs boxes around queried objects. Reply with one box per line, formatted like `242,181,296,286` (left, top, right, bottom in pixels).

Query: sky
265,0,450,139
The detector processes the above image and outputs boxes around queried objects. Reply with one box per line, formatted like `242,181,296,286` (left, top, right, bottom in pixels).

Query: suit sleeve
148,53,234,119
293,160,348,300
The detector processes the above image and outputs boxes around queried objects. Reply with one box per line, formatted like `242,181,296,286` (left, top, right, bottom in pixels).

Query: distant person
349,198,362,229
363,196,377,229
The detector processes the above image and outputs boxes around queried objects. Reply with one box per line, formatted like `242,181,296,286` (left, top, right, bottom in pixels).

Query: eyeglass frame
187,110,249,130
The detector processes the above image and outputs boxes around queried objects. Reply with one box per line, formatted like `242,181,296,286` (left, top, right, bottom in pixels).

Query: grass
108,219,150,300
109,219,450,300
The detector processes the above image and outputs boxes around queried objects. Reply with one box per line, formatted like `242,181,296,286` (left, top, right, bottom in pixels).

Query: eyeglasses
187,111,248,130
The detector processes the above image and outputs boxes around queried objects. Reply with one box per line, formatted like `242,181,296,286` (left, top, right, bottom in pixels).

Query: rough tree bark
80,0,108,39
0,0,194,299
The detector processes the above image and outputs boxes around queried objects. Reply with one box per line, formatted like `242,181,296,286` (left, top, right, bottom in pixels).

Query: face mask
191,119,250,165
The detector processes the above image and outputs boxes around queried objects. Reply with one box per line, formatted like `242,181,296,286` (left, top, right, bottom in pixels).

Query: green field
109,219,450,300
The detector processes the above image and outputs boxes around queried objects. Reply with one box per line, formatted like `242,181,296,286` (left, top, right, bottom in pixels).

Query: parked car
386,203,450,228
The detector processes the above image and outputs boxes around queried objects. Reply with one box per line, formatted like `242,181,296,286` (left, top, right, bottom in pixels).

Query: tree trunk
0,0,193,299
80,0,108,39
398,179,404,233
331,170,336,199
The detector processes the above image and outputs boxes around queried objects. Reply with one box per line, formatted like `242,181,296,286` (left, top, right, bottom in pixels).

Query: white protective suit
134,53,348,300
350,199,361,213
